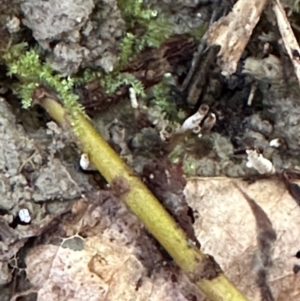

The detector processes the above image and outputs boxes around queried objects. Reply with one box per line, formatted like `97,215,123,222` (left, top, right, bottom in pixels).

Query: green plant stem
38,96,249,301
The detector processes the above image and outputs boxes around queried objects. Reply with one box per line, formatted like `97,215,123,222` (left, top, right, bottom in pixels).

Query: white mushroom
269,138,281,148
246,149,275,174
18,208,31,223
79,153,90,170
129,87,138,109
179,104,209,133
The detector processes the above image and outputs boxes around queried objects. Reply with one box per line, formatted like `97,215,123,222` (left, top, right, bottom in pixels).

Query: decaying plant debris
79,34,196,115
1,0,300,301
205,0,269,76
185,177,300,301
22,189,204,301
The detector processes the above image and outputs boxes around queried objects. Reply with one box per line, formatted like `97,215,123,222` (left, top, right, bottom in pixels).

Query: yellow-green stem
39,96,249,301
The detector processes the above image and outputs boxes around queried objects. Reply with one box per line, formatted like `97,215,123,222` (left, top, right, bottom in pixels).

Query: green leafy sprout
101,72,146,97
3,43,86,127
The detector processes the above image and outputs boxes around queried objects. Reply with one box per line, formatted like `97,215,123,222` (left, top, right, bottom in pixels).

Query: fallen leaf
184,177,300,301
25,188,204,301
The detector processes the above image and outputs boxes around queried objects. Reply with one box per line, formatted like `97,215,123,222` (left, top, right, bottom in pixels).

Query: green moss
119,32,136,67
72,67,146,101
168,143,184,163
151,76,180,122
117,0,157,25
101,71,146,97
168,143,199,176
72,68,102,86
6,0,172,113
117,0,172,67
182,156,198,176
2,1,179,127
118,18,171,67
137,16,171,49
3,43,86,127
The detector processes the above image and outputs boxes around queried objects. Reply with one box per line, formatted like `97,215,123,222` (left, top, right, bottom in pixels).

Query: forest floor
0,1,300,301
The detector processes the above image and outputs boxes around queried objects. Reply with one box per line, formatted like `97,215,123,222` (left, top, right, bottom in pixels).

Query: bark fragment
206,0,269,75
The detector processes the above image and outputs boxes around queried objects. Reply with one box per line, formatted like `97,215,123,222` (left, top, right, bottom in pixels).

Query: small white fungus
269,138,281,148
246,149,275,174
18,208,31,223
179,104,209,132
129,87,138,109
80,153,90,170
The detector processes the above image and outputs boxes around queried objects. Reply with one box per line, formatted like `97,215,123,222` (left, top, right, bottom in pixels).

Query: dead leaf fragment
184,177,300,301
25,235,200,301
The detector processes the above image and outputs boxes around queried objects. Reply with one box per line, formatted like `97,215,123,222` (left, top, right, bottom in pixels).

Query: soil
1,1,300,301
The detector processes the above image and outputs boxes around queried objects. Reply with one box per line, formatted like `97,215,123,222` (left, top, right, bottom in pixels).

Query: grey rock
0,98,93,263
32,158,83,202
146,0,207,34
21,0,124,75
221,160,245,178
245,114,273,137
21,0,94,44
211,133,234,160
267,98,300,153
0,99,36,210
0,98,91,210
50,42,90,76
0,262,12,286
243,130,269,149
195,158,220,177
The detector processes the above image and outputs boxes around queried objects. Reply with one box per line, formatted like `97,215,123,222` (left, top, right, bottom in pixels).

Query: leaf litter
19,175,300,301
3,0,300,300
24,190,204,301
184,177,300,301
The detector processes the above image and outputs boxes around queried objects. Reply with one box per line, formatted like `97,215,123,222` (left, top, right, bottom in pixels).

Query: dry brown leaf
206,0,268,75
184,177,300,301
25,237,139,301
25,235,201,301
